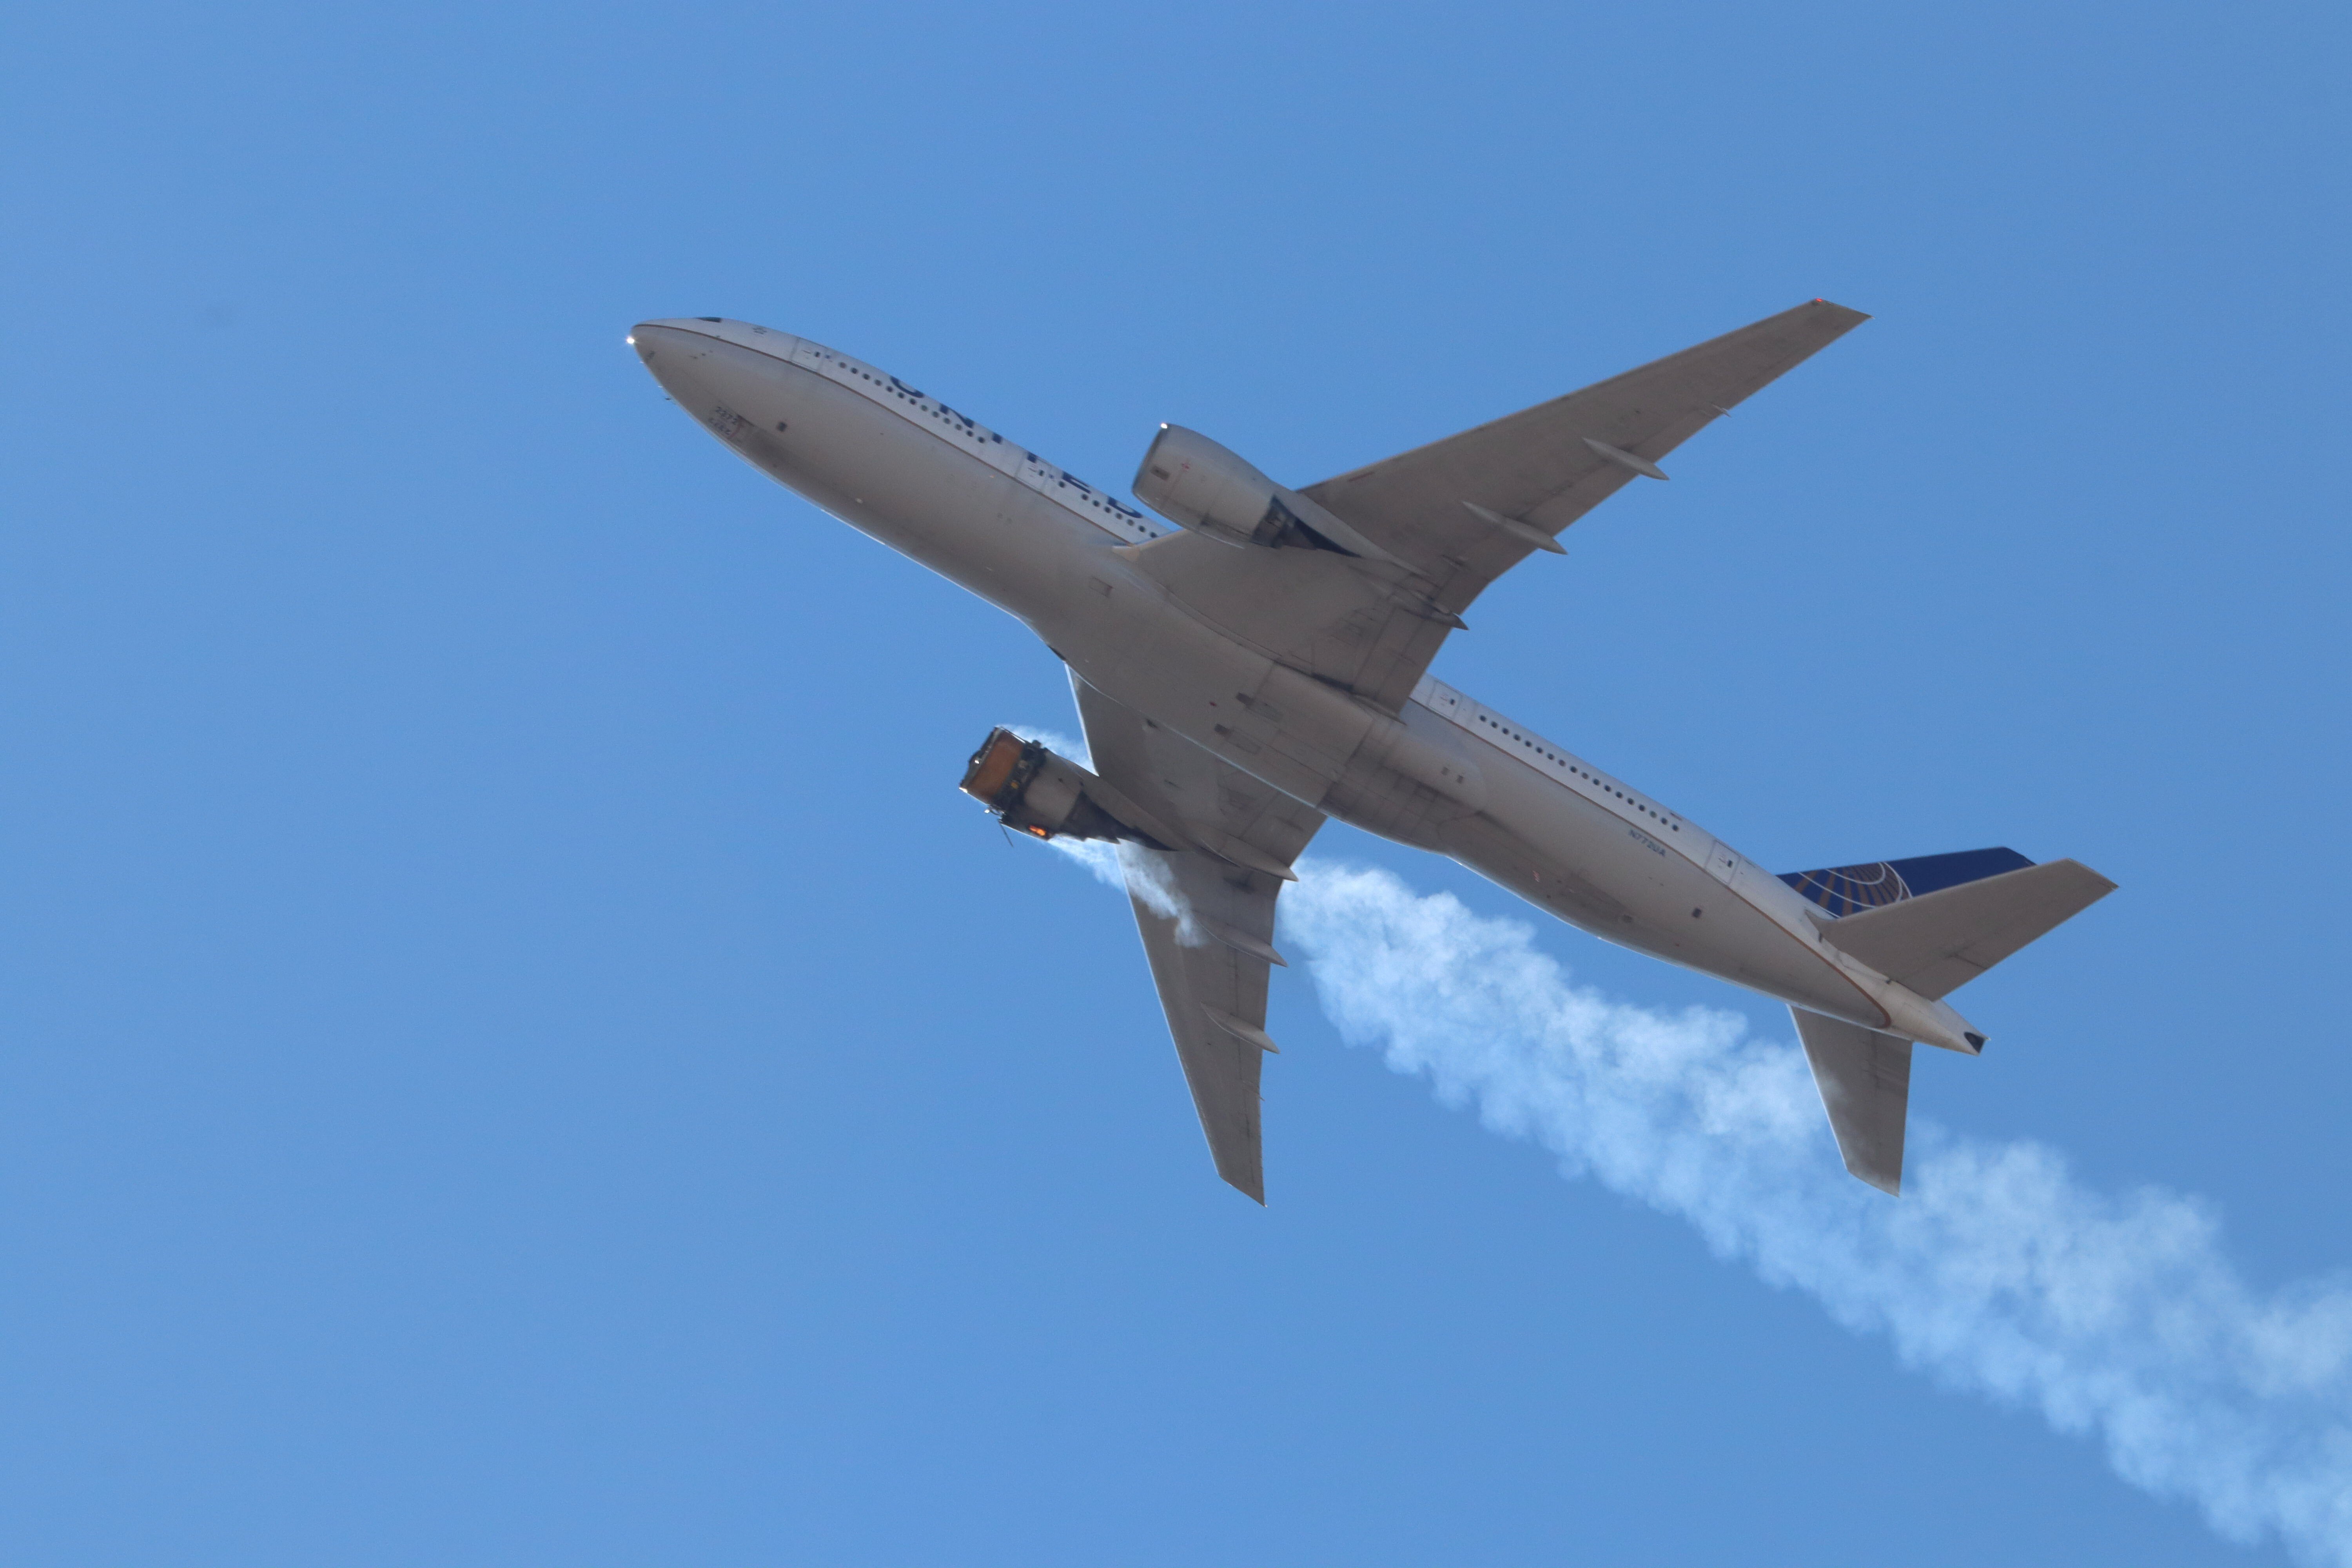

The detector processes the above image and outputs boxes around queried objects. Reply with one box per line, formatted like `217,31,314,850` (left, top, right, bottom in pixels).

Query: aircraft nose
627,320,713,399
626,316,804,412
627,321,696,363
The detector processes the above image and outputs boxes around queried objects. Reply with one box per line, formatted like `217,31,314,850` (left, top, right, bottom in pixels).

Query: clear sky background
5,2,2348,1563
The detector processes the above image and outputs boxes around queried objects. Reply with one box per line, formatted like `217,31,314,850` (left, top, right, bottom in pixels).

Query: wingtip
1852,1165,1902,1196
1212,1143,1267,1203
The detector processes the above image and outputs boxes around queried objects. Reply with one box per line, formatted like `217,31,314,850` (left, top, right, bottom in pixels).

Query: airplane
628,301,2113,1202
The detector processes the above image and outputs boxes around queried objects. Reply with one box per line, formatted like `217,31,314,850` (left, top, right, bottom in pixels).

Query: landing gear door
1704,837,1740,887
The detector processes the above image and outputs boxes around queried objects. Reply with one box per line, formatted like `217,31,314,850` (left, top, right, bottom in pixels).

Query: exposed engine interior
959,728,1176,849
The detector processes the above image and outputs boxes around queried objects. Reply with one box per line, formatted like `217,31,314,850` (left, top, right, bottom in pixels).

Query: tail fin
1791,1009,1911,1194
1814,858,2116,1000
1780,846,2033,918
1788,852,2115,1193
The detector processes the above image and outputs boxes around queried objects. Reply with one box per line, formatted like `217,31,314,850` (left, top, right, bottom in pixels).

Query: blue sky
4,1,2348,1563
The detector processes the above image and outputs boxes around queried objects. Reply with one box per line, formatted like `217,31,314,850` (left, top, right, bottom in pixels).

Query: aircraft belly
1052,594,1348,809
1403,744,1884,1023
1319,699,1485,842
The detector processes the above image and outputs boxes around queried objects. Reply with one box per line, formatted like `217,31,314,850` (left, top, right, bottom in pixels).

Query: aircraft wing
1296,299,1870,611
1074,675,1325,1202
1120,300,1866,716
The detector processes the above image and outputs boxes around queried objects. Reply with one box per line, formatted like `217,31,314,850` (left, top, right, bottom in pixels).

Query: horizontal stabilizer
1791,1008,1912,1194
1819,858,2116,1000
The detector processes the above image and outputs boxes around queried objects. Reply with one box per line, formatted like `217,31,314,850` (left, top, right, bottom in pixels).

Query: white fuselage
631,319,1982,1053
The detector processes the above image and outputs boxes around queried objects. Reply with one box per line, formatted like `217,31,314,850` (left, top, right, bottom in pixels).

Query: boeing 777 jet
630,302,2112,1201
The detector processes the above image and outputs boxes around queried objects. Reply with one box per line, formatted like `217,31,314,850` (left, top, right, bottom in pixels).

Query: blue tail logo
1780,847,2033,918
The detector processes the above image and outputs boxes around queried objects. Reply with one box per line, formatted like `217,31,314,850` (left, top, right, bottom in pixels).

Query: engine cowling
958,728,1178,849
1131,425,1402,564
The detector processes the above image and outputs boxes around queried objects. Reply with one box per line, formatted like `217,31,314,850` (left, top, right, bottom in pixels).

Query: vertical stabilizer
1791,1008,1913,1194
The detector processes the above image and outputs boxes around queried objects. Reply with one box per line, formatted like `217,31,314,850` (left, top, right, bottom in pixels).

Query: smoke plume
1263,861,2352,1564
1011,730,1196,936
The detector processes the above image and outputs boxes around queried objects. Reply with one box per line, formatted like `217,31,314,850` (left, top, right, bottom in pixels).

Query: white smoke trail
1268,860,2352,1566
1045,834,1195,935
1002,725,1201,936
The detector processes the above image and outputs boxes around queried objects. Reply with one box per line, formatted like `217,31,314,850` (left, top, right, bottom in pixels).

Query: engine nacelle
959,728,1178,849
1132,425,1402,564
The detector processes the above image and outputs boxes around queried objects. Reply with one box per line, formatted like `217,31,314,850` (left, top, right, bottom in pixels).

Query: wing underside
1073,675,1323,1201
1122,300,1868,717
1299,299,1870,611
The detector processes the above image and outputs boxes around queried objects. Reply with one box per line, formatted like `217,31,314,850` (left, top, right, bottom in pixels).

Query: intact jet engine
960,728,1179,849
1132,425,1403,564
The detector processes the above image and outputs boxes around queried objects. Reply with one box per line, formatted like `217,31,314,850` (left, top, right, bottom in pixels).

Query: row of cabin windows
822,357,972,427
823,353,1163,541
1054,475,1162,537
852,368,994,440
1471,713,1679,831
